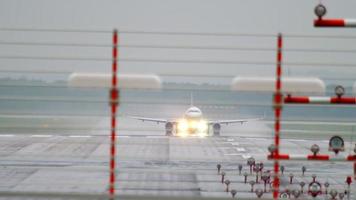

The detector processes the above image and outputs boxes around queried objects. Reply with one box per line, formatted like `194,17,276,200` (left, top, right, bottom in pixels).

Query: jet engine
213,123,221,136
165,122,174,136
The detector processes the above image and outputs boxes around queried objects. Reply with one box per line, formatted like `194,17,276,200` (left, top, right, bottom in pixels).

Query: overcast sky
0,0,356,84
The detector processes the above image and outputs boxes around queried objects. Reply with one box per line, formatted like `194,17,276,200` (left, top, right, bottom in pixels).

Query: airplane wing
131,116,169,124
209,116,264,125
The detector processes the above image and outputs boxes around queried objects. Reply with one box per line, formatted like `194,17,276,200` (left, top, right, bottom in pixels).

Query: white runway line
68,135,92,138
0,134,15,137
226,138,234,142
30,135,52,138
242,154,252,159
236,147,246,152
231,142,239,146
116,135,130,138
146,136,167,138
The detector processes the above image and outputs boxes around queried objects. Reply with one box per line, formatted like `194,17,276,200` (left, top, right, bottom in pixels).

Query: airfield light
243,172,248,183
308,181,322,198
329,135,345,154
255,188,264,198
324,182,330,194
302,166,306,176
178,119,189,132
299,181,306,193
238,164,243,175
217,164,222,174
230,189,237,198
197,120,208,132
189,120,198,129
280,165,285,175
292,190,301,198
224,179,231,192
310,144,320,156
329,189,338,199
221,171,226,183
249,180,256,192
314,4,327,19
335,85,345,97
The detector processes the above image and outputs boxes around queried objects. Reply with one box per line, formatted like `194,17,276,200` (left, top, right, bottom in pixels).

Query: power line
0,55,356,68
2,40,356,53
2,27,356,39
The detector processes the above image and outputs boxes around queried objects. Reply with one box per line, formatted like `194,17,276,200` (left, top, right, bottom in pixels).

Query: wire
1,55,356,68
0,70,355,82
2,41,356,54
2,27,356,39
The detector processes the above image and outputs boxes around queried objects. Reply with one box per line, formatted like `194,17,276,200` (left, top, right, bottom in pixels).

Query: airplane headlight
198,120,208,132
178,119,188,131
190,121,198,129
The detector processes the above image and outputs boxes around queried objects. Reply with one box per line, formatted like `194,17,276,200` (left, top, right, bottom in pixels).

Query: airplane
132,95,264,137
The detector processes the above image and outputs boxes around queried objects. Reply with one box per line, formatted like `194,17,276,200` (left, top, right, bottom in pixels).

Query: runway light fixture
292,189,301,198
230,189,237,198
329,135,345,154
249,180,256,192
311,144,320,156
308,181,322,198
238,164,243,175
314,4,327,18
302,166,306,176
255,188,264,198
268,144,276,154
335,85,345,97
329,189,338,199
177,119,188,132
299,181,306,193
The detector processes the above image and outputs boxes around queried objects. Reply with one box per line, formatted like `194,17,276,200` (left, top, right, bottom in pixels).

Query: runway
0,119,354,199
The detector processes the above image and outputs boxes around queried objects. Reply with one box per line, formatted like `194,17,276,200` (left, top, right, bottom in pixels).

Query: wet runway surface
0,120,354,199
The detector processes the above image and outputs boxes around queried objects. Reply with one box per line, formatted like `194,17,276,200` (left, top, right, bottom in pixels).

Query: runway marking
231,142,239,146
116,135,130,138
146,136,167,138
0,134,15,137
224,153,241,156
226,138,234,142
30,135,52,138
236,147,246,152
69,135,92,138
242,154,252,159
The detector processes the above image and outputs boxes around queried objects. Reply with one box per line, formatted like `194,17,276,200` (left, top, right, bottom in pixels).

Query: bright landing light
177,119,208,137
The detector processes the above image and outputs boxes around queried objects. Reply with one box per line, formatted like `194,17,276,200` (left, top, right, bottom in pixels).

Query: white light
198,120,208,132
178,119,189,132
190,121,198,129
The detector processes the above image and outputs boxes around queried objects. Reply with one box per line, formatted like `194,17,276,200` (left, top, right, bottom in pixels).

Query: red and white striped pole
272,33,283,199
284,96,356,104
315,19,356,27
269,154,356,162
109,29,119,200
314,4,356,28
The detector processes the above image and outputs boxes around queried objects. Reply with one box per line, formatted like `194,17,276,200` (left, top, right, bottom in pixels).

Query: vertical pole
109,29,119,200
273,33,283,199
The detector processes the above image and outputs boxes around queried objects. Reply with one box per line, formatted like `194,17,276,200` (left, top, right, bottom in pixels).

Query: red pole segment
109,29,119,200
273,33,283,200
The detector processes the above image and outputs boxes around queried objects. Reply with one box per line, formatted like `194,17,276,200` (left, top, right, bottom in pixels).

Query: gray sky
0,0,356,84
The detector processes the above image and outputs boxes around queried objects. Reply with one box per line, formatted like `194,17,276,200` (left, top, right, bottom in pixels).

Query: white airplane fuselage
177,106,208,136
